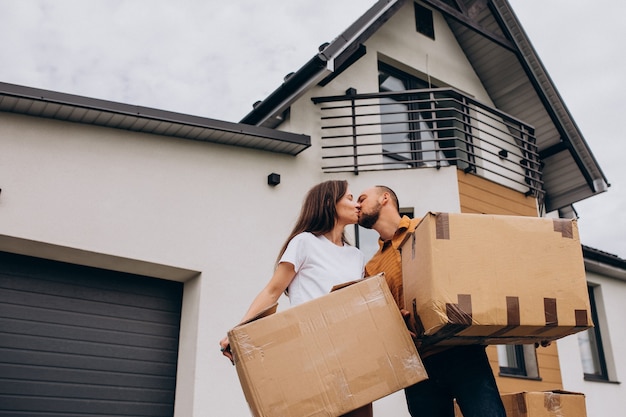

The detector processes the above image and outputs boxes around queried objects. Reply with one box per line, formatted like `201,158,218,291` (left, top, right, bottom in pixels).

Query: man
357,185,506,417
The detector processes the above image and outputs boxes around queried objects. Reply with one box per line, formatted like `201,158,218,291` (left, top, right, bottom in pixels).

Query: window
378,63,472,170
579,285,609,381
497,344,539,379
415,3,435,39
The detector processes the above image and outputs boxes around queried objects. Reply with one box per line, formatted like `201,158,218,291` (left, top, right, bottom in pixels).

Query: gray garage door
0,251,183,416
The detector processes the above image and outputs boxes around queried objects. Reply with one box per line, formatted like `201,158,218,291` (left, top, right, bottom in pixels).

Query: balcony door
378,63,470,170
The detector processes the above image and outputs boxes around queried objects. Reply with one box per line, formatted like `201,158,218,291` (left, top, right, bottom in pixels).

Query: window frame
378,63,433,169
377,62,474,170
580,284,610,382
414,3,435,40
497,344,540,380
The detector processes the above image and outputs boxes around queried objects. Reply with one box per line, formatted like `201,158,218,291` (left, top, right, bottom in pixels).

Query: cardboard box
453,391,587,417
228,273,428,417
501,391,587,417
400,212,592,347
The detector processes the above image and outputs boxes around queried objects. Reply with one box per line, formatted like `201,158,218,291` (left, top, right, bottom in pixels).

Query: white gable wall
285,1,528,195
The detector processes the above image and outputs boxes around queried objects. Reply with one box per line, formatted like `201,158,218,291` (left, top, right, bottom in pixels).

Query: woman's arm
238,262,295,323
219,262,296,362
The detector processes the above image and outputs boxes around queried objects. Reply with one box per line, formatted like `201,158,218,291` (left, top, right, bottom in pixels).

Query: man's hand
400,308,417,339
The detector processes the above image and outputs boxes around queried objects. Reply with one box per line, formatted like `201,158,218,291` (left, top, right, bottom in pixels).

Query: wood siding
457,170,563,393
457,171,538,217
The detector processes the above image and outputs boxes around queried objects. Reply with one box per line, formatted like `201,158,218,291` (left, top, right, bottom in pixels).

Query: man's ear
380,191,389,206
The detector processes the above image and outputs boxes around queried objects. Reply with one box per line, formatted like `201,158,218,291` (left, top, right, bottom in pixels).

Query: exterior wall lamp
267,173,281,186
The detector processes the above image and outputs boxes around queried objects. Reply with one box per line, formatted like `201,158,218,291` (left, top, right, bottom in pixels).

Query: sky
1,0,624,258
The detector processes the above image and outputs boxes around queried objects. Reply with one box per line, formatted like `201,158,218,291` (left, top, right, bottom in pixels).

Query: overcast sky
1,0,624,258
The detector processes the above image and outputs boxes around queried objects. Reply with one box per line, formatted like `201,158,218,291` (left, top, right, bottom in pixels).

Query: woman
219,179,372,417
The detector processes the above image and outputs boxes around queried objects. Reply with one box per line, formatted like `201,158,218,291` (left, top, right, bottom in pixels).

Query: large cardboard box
501,391,587,417
453,391,587,417
228,273,428,417
400,212,592,346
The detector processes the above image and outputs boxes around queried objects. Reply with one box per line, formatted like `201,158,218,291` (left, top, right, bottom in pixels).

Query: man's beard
358,204,381,229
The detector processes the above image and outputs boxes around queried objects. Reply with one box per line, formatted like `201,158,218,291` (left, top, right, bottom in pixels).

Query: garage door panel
0,251,182,416
0,335,177,364
0,316,180,349
0,274,181,313
0,344,178,375
0,363,176,390
0,379,175,404
0,302,180,336
0,252,182,300
0,395,173,416
0,285,182,324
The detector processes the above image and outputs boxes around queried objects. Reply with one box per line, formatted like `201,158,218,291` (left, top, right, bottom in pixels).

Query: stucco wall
557,270,626,416
0,110,461,416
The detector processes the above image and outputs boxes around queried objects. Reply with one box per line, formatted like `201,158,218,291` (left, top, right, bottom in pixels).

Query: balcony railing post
346,88,359,175
460,95,476,173
520,125,540,197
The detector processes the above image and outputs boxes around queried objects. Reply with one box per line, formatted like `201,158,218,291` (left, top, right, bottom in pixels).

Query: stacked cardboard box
400,212,592,347
454,391,587,417
501,391,587,417
228,273,428,417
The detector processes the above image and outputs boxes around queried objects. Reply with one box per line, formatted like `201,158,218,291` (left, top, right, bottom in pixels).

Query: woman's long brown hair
276,180,349,264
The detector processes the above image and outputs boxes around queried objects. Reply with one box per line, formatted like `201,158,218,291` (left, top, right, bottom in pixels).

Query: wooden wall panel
457,171,538,217
457,171,563,392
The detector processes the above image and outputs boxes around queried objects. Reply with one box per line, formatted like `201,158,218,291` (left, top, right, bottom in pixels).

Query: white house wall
0,2,543,414
0,109,461,416
557,270,626,416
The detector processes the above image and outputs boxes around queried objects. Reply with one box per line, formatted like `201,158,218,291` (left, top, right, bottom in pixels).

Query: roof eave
492,0,610,209
0,82,310,155
239,0,406,128
583,245,626,282
239,55,330,127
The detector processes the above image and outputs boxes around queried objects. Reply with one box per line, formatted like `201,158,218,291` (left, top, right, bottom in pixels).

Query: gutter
583,245,626,282
240,0,404,128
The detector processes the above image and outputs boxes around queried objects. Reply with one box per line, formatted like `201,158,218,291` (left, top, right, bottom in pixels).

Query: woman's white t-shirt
280,232,365,306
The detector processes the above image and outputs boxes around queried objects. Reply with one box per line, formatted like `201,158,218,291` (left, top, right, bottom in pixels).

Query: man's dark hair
375,185,400,212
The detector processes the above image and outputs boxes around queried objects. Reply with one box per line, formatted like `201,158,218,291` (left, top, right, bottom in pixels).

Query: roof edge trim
0,82,310,155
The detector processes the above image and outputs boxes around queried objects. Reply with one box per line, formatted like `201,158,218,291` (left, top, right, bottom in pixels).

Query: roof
0,82,310,156
583,245,626,282
583,245,626,270
239,0,609,213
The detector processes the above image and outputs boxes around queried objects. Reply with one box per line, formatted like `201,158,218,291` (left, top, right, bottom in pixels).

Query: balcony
312,88,543,198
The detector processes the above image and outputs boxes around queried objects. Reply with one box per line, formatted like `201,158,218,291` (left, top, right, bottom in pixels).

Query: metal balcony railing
312,88,543,198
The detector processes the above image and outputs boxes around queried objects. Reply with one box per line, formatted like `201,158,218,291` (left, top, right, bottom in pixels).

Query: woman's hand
219,336,234,365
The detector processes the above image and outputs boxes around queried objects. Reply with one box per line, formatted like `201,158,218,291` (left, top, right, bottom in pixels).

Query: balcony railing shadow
312,87,543,198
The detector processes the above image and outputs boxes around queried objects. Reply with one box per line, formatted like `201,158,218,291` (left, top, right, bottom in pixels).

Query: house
557,246,626,415
0,0,617,416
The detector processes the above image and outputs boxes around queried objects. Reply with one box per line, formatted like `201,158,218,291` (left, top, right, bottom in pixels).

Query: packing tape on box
435,213,450,240
553,219,573,239
575,309,589,327
544,392,562,413
418,292,591,343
